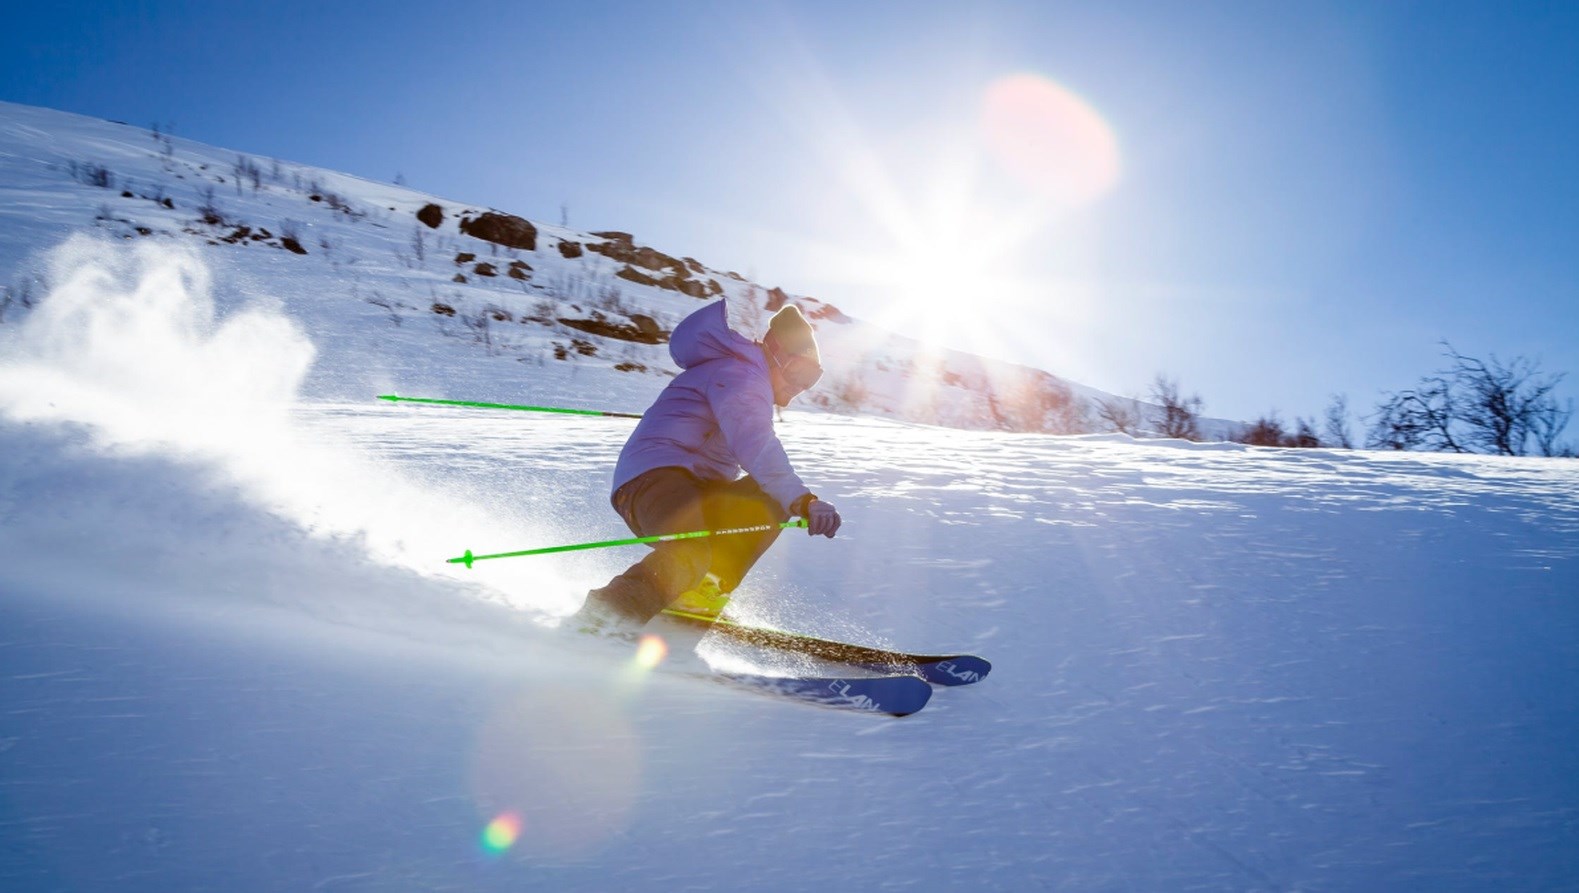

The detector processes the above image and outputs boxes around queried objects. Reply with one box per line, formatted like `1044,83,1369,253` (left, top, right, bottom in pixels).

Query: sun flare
754,47,1121,362
980,73,1121,206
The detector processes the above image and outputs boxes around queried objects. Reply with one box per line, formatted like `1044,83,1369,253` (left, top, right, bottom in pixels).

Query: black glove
805,499,841,538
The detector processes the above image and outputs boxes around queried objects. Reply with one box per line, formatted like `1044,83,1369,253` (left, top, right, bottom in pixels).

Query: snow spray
0,235,573,614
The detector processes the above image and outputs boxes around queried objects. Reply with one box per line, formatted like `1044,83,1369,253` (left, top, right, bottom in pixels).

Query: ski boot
666,573,729,619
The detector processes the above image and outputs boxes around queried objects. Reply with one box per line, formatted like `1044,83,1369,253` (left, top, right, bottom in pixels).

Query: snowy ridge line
0,97,1222,437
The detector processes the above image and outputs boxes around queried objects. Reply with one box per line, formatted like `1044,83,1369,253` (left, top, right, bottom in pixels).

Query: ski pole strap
448,519,809,569
377,394,644,419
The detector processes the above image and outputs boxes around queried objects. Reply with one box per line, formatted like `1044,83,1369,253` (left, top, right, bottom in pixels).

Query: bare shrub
1237,414,1287,447
1323,394,1354,449
1236,411,1322,448
410,226,427,265
1149,375,1203,440
1288,417,1321,448
197,185,224,225
365,290,402,327
594,283,625,314
461,308,518,356
70,160,115,189
991,372,1087,433
1096,397,1144,436
1367,342,1571,456
233,154,263,192
1446,345,1569,456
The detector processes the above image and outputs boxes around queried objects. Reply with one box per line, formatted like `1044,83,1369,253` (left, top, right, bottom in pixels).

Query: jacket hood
669,300,764,370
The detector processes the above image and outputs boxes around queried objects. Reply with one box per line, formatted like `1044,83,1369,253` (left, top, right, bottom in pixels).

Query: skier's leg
701,476,790,594
575,469,713,627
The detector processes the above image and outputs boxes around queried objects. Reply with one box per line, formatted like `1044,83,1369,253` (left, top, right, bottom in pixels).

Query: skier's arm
708,374,811,514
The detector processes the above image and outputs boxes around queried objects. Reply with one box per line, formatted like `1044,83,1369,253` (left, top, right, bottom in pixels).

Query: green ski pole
448,519,809,569
378,394,644,419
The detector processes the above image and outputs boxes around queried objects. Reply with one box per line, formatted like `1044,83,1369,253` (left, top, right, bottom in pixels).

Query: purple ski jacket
611,300,811,514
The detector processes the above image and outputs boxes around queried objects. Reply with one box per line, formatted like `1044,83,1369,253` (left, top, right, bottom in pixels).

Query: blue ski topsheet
716,671,933,716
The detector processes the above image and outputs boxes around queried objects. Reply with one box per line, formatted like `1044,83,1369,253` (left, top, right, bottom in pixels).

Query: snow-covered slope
0,98,1177,435
3,101,1578,891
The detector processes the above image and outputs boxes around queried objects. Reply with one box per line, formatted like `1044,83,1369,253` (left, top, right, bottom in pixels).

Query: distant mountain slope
0,99,1224,435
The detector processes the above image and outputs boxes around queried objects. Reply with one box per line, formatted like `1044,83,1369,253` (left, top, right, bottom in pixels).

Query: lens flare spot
980,73,1121,205
633,634,668,670
481,812,522,855
470,690,641,859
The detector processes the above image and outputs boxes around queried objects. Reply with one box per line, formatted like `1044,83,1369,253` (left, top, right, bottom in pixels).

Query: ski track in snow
4,404,1578,891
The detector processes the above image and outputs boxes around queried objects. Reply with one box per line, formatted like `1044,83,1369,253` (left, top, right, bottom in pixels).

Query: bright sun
812,72,1121,352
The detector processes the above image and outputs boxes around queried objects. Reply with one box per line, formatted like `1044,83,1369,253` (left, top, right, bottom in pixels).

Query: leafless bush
1048,396,1092,435
526,298,558,324
1323,394,1354,448
1237,414,1287,447
1149,375,1203,440
1288,417,1321,448
365,290,402,327
70,160,114,189
1447,345,1569,456
410,226,426,264
1238,413,1322,448
991,371,1087,433
543,271,594,303
1367,343,1571,456
594,283,625,314
1096,397,1144,436
233,154,263,192
197,185,224,225
461,308,519,356
324,192,353,214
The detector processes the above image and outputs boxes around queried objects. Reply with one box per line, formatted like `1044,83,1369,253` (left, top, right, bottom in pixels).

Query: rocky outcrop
630,314,662,340
591,233,721,299
459,211,537,251
556,310,669,344
615,266,661,288
806,302,851,323
587,232,686,277
416,203,444,229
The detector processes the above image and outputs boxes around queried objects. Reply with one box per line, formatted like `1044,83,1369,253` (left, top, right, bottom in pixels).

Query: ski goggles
768,345,823,391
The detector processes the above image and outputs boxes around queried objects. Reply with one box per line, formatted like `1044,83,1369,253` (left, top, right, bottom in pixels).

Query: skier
569,299,841,636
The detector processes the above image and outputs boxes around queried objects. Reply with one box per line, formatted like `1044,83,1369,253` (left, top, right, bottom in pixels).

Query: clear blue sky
2,0,1575,423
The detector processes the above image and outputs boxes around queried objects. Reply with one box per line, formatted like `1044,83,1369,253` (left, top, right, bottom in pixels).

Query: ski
661,609,992,687
711,669,933,717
